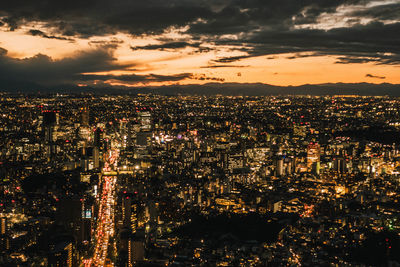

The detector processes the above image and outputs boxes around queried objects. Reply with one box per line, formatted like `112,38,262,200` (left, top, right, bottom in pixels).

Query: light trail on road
85,149,118,267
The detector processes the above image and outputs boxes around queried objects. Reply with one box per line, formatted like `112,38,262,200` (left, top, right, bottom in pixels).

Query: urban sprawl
1,94,400,266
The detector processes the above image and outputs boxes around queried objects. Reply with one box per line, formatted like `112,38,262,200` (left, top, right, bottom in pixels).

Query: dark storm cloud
131,42,204,51
200,64,248,68
78,73,225,83
0,0,399,66
77,73,194,83
188,1,400,65
88,38,124,48
192,74,225,82
187,0,365,35
366,74,386,79
349,2,400,21
0,0,213,36
0,0,367,36
0,46,133,86
210,22,400,64
27,29,74,41
212,55,254,63
0,47,219,86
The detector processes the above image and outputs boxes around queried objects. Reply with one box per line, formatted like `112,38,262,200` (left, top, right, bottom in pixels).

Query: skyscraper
81,106,89,127
307,143,321,174
93,147,100,169
94,127,103,148
122,196,138,234
139,111,151,131
79,106,90,140
128,234,145,265
42,110,57,159
120,119,128,148
0,217,9,251
275,157,284,176
48,241,73,267
0,217,7,235
42,110,56,143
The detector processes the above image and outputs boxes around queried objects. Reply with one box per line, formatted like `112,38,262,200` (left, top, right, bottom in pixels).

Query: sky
0,0,399,90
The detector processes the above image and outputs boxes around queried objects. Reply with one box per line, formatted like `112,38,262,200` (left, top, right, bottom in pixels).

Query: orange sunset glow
0,0,399,93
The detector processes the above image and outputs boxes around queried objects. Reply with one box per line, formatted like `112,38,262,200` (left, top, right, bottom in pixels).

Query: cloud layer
1,0,398,63
0,0,399,89
0,46,224,88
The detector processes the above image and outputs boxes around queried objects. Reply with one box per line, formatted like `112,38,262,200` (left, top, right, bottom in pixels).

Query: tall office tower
307,143,321,173
128,233,145,266
94,127,102,148
146,200,158,224
122,197,131,228
127,120,140,148
93,147,100,169
127,121,133,148
43,110,56,143
139,111,151,131
120,119,128,148
286,157,295,175
0,217,9,251
0,217,7,235
122,196,138,234
130,202,138,234
275,157,284,176
334,157,347,174
136,111,152,149
79,106,90,140
48,241,73,267
81,105,89,126
42,110,57,159
80,198,93,245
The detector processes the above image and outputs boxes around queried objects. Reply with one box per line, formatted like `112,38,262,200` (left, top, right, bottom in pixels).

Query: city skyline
0,0,399,92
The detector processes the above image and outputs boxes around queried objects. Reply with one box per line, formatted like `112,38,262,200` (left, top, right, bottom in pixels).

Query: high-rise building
122,196,138,234
127,120,140,148
42,110,58,159
307,143,321,173
127,121,133,148
94,127,103,148
334,157,347,174
43,111,56,143
127,229,145,266
120,119,128,148
79,106,90,140
79,198,93,246
0,217,7,235
128,236,145,265
139,111,151,131
81,106,89,127
48,241,73,267
275,157,284,176
0,217,9,251
93,147,100,169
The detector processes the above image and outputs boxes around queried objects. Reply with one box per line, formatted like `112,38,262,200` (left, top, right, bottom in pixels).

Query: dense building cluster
1,93,400,266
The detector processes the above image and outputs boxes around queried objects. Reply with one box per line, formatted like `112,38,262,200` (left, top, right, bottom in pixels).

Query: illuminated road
85,149,118,267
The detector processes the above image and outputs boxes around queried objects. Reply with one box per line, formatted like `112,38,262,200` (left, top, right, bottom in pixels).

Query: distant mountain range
1,82,400,96
141,82,400,96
